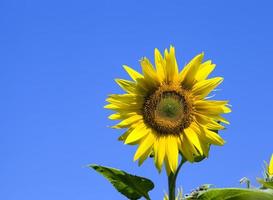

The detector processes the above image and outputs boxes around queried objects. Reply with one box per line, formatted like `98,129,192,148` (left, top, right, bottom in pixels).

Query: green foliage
90,164,154,200
186,188,273,200
257,178,273,190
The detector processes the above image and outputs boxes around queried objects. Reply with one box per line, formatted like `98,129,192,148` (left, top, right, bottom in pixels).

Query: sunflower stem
168,173,176,200
168,157,186,200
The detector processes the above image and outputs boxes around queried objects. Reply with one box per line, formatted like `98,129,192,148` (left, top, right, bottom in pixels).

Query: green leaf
89,164,154,200
257,178,273,189
188,188,273,200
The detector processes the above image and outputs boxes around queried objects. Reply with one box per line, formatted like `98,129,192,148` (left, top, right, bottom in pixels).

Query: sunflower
105,46,231,174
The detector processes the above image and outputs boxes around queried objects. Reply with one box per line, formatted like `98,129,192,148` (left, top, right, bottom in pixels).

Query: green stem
168,157,186,200
168,173,175,200
145,196,151,200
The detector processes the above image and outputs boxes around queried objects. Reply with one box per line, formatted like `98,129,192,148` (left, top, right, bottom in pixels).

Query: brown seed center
142,84,192,135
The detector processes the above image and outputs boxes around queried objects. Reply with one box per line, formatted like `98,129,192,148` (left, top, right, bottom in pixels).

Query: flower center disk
156,94,184,120
143,86,192,135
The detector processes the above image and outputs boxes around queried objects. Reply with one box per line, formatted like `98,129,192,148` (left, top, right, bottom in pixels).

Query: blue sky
1,0,273,199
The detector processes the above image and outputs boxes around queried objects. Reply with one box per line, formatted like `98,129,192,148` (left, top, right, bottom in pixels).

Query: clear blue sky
1,0,273,199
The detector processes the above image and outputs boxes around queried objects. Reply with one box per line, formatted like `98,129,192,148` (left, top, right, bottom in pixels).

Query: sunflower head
105,46,231,174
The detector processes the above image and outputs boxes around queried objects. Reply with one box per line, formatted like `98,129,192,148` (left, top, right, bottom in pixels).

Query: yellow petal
188,123,210,156
134,133,155,161
104,104,120,110
199,137,210,157
195,100,231,114
201,127,225,145
195,60,216,81
164,46,179,83
215,115,230,124
112,115,143,129
179,53,204,89
105,94,143,111
195,111,230,127
123,65,143,81
269,154,273,175
154,136,166,172
108,113,123,120
138,146,152,166
118,128,133,141
125,123,150,144
108,113,126,120
223,106,232,113
104,103,141,112
165,136,179,173
107,94,141,104
154,48,166,82
194,100,229,107
192,77,223,99
108,112,138,120
196,105,231,115
205,121,225,131
184,127,203,155
178,134,195,162
115,79,137,94
140,57,160,88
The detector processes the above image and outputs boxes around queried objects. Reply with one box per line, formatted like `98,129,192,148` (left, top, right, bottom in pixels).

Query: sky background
1,0,273,199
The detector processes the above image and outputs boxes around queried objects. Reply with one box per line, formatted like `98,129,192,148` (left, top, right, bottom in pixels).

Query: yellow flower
105,46,231,174
269,154,273,177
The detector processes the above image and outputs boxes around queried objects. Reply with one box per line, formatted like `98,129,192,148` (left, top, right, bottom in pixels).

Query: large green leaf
90,164,154,200
190,188,273,200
